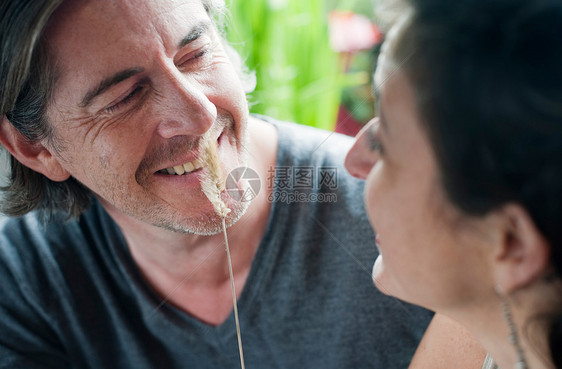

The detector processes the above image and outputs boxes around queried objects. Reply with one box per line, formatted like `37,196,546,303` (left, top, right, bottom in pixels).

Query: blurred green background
225,0,380,132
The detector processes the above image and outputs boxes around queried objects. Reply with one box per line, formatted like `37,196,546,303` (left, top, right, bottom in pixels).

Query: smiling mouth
155,131,225,176
157,159,204,176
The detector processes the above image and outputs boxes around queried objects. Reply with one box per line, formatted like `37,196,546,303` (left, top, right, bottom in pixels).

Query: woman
345,0,562,368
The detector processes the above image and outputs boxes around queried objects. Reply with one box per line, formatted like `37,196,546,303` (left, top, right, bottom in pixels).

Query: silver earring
496,286,528,369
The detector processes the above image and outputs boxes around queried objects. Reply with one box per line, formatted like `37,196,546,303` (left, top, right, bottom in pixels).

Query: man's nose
155,69,217,139
345,118,379,180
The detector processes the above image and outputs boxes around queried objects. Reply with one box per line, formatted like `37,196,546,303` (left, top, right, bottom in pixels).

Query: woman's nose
345,118,379,180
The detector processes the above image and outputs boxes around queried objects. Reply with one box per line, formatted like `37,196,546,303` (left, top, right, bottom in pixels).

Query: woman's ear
0,115,70,182
491,203,551,293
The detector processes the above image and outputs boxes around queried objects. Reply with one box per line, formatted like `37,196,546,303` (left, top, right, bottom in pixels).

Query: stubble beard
152,197,251,235
132,114,251,235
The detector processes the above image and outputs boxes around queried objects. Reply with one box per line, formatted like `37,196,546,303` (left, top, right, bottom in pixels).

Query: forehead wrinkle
48,0,213,114
144,1,211,53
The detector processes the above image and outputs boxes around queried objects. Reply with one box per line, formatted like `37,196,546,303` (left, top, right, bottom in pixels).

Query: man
0,0,431,368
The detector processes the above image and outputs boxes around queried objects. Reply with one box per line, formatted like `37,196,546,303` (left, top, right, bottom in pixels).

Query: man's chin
161,199,250,236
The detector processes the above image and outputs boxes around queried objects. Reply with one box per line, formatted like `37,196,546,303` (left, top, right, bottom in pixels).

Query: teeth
183,162,194,172
173,165,185,175
161,159,204,175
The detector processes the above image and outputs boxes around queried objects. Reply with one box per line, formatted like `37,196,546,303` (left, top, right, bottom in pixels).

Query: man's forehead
48,0,207,47
45,0,210,102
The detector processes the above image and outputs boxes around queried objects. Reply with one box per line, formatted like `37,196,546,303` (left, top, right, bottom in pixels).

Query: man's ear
0,115,70,182
491,203,551,293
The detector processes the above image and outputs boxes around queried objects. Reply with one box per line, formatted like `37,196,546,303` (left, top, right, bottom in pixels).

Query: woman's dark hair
0,0,235,219
389,0,562,365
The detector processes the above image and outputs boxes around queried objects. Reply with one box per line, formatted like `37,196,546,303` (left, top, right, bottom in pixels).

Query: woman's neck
449,282,560,369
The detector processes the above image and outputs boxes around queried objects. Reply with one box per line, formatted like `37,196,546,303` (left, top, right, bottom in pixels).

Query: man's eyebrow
178,21,210,48
80,67,144,108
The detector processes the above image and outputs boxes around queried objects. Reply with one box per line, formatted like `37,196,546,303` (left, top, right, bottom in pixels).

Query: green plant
225,0,344,131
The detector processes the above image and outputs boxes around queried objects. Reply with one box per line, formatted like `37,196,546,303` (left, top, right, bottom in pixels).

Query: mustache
136,135,200,182
134,113,235,183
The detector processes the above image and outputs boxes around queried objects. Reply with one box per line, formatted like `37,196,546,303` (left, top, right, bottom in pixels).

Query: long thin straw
200,135,245,368
222,217,246,369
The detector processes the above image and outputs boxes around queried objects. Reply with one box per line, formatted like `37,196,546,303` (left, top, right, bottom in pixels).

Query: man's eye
178,48,209,68
105,86,143,113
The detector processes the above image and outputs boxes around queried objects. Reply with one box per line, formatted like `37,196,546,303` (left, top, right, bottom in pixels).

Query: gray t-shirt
0,118,432,368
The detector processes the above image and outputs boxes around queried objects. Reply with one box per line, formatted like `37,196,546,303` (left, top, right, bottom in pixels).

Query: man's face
44,0,250,234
